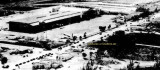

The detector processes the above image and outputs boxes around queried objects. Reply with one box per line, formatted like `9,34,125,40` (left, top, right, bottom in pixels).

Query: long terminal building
8,6,95,33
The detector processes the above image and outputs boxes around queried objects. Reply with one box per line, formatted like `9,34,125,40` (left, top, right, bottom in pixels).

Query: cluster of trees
144,21,160,33
125,4,159,21
125,7,151,21
0,54,8,65
90,30,136,58
124,60,160,70
0,10,15,16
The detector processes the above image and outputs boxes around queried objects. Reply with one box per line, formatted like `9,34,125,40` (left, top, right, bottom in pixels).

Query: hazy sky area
0,0,158,4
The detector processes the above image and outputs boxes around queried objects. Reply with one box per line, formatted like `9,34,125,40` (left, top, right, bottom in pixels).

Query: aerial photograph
1,0,160,70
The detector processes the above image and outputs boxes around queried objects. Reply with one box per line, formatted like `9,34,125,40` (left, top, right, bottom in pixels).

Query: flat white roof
10,11,78,23
9,6,88,24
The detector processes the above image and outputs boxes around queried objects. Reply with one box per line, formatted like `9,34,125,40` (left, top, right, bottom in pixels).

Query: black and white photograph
0,0,160,70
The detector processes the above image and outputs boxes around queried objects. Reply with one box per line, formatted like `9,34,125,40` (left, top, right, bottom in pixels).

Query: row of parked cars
15,53,53,68
10,49,33,55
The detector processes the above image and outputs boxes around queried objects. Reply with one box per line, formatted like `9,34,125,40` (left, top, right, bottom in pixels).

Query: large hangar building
8,6,88,33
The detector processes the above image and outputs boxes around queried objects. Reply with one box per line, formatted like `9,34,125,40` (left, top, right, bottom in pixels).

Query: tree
73,36,77,41
1,57,8,65
82,53,87,60
79,36,82,41
99,26,106,32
